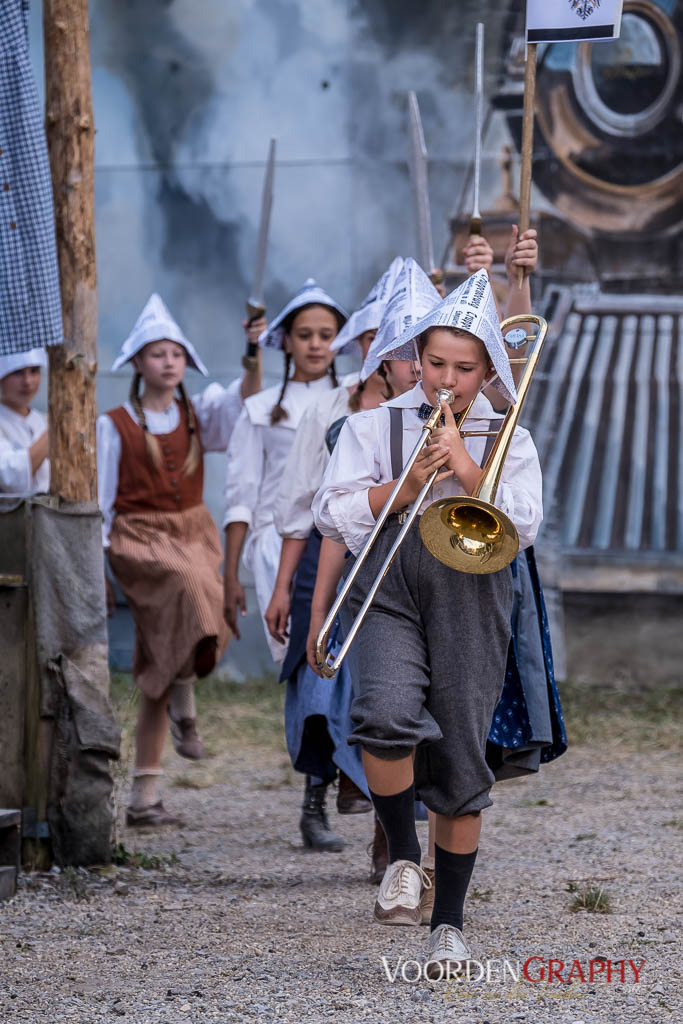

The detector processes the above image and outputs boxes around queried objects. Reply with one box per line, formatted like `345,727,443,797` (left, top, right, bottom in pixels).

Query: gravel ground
1,684,681,1024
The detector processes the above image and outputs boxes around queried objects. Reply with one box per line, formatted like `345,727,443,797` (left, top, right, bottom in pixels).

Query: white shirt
97,378,242,546
0,404,49,512
312,382,543,556
223,375,341,538
272,385,353,539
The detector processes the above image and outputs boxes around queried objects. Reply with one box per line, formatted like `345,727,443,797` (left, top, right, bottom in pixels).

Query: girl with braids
263,259,422,853
223,279,348,671
97,293,263,827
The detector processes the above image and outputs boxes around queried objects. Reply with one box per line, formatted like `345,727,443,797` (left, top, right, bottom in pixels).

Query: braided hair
347,378,366,413
129,372,201,477
269,303,344,425
376,361,395,401
176,379,201,477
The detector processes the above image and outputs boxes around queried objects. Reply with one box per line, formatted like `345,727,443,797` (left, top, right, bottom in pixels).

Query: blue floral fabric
488,547,567,772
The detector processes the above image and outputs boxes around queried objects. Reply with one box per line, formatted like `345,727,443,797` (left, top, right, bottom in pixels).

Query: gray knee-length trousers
342,518,513,818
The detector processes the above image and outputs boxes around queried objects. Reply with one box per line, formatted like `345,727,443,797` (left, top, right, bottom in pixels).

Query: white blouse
0,405,49,512
223,375,342,538
312,382,543,556
97,378,242,546
272,385,353,539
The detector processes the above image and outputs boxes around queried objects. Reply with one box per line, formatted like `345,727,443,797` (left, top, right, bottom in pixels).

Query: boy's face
420,329,494,413
0,366,42,413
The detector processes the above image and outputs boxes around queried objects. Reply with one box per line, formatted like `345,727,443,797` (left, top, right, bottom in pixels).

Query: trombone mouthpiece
436,388,455,406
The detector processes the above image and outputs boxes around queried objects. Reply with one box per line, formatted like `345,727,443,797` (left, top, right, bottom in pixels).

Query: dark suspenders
389,407,404,480
388,406,501,477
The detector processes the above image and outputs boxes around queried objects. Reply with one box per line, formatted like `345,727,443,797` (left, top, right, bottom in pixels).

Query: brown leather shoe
420,865,435,925
368,813,389,884
169,716,205,760
336,771,372,815
126,801,183,828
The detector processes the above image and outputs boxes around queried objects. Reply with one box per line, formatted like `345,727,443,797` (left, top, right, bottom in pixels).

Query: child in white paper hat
312,268,543,977
0,348,49,512
99,293,260,827
263,260,422,858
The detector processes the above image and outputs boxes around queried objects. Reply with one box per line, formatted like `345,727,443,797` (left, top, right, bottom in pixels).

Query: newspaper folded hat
360,258,440,381
112,293,208,375
331,257,404,356
0,347,48,381
258,278,347,350
373,269,517,404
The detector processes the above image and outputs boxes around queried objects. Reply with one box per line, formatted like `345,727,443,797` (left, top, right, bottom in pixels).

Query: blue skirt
280,530,368,794
487,547,568,780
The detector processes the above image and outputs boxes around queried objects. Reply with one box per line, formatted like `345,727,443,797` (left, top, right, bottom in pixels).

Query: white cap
111,293,208,375
0,347,48,381
380,270,516,404
360,258,440,382
331,257,404,356
258,279,347,350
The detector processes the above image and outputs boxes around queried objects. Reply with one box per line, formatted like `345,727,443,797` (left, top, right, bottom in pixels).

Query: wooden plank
43,0,98,502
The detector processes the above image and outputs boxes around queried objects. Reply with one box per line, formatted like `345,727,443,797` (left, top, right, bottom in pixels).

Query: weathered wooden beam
43,0,98,502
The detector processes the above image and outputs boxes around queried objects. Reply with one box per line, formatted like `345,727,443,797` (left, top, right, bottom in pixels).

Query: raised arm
241,316,266,399
486,226,539,411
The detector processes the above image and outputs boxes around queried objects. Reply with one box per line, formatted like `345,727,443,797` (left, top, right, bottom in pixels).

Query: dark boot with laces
299,776,345,852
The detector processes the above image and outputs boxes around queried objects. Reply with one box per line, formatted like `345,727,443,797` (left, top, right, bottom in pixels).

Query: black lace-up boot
299,776,345,852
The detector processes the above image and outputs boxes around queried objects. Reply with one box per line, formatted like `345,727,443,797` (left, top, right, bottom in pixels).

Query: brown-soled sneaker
125,801,183,828
419,865,435,924
336,771,373,814
169,716,205,760
368,814,389,885
373,859,431,926
424,924,475,981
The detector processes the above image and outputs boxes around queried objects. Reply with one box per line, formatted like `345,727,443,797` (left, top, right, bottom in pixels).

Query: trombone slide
314,389,454,678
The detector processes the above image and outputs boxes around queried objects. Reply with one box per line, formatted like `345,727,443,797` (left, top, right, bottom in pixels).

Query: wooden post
516,42,537,289
43,0,98,502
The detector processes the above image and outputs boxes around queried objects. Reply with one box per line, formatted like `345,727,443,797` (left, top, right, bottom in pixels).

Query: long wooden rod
44,0,98,502
516,42,537,289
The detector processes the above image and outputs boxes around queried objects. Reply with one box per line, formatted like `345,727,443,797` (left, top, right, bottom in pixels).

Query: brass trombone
315,313,547,678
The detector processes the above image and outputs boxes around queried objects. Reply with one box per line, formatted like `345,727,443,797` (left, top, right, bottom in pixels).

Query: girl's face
357,329,377,360
383,358,419,397
420,328,494,413
134,340,187,391
0,366,42,414
285,305,337,380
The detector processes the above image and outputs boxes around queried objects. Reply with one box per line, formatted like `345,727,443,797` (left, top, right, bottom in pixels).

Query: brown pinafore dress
106,402,230,699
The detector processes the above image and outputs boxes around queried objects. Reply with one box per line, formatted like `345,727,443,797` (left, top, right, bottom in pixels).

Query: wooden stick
44,0,98,502
516,42,537,289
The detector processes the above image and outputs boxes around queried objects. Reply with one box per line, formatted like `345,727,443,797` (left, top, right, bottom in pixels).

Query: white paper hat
111,293,208,375
331,257,404,356
360,258,440,382
258,278,348,350
373,269,517,404
0,347,48,381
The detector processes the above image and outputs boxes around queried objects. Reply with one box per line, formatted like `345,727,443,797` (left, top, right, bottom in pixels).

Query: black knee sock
369,783,421,866
430,843,478,933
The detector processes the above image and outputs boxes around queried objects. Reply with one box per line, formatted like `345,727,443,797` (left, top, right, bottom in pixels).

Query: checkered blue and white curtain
0,0,63,356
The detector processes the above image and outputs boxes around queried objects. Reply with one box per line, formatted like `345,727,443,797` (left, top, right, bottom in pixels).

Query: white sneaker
424,923,473,981
374,859,432,926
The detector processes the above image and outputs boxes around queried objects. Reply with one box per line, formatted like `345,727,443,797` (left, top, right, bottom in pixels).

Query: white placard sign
526,1,624,43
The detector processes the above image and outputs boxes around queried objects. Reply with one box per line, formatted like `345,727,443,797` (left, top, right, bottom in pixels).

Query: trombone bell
419,496,519,574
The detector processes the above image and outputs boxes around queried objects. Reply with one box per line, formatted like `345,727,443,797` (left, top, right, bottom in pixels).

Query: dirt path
1,686,681,1024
